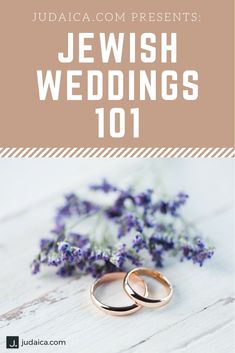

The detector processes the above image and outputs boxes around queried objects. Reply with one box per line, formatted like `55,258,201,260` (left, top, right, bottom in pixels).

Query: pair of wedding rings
90,267,173,316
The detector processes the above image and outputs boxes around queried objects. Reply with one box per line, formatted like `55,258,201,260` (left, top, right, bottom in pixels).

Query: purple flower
90,179,118,193
152,192,188,217
111,244,142,270
31,259,40,274
58,242,70,252
148,235,175,267
48,257,61,266
149,235,175,251
105,190,135,220
57,242,75,262
117,213,143,238
81,201,100,214
73,248,82,257
158,201,169,215
112,244,127,269
31,180,214,278
51,224,65,236
56,264,75,277
135,189,153,206
68,233,89,248
178,192,189,204
143,212,155,228
56,193,78,222
94,250,110,261
132,235,147,252
169,192,188,216
114,191,136,209
181,238,214,266
126,252,142,267
150,249,164,267
39,239,53,252
105,207,123,219
55,193,99,227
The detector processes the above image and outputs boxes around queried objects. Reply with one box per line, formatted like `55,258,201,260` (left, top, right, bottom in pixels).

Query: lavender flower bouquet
31,180,214,278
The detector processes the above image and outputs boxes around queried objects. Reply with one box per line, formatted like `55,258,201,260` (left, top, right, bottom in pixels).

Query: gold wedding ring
90,268,173,315
123,267,173,308
90,272,148,316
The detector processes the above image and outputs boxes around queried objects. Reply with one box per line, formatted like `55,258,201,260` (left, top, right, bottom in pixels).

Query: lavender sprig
31,179,214,277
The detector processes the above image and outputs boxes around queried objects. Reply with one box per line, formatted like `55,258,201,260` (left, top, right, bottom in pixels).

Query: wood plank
0,159,234,352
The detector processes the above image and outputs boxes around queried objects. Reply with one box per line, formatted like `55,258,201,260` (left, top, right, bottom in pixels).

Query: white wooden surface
0,159,234,353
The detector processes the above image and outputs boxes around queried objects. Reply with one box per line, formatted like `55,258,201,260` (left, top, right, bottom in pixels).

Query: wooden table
0,159,234,352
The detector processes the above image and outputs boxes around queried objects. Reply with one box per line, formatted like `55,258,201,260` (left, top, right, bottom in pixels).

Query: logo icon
6,336,19,349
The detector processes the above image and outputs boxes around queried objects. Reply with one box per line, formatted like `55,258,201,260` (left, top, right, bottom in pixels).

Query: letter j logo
6,336,19,349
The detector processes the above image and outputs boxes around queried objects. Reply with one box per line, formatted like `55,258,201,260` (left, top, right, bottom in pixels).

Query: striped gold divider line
0,147,234,158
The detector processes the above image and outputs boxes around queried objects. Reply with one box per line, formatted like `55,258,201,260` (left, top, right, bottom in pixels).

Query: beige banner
0,0,234,148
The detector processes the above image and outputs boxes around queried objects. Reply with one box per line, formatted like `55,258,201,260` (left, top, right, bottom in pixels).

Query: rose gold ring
123,267,173,308
90,272,148,316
